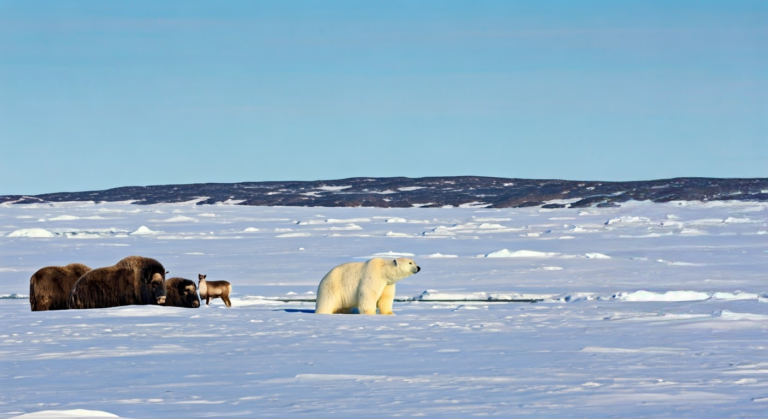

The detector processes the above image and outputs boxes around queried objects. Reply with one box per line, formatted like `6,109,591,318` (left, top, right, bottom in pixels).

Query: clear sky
1,0,766,195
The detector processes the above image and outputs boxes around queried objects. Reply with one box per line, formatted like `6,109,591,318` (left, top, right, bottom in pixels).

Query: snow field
1,199,767,417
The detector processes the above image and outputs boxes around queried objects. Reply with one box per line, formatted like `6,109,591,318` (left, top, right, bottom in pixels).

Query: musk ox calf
164,277,201,308
198,274,232,307
29,263,92,311
68,256,167,309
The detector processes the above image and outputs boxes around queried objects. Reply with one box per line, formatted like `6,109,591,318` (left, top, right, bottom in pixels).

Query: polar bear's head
393,258,421,277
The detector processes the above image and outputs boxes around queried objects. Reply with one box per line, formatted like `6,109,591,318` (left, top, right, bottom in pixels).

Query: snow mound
555,293,600,302
422,226,456,236
243,227,260,232
161,215,198,222
711,292,759,300
129,226,159,236
723,217,754,224
713,310,768,321
605,216,652,225
371,251,416,258
585,253,611,259
9,410,121,418
328,224,363,231
618,290,710,302
385,231,411,237
298,218,371,225
276,232,312,238
619,232,674,238
482,249,560,258
317,185,352,191
48,215,80,221
7,228,57,238
478,223,507,229
410,290,551,302
412,290,489,301
386,217,407,223
459,201,491,208
452,305,485,310
424,253,458,258
656,259,703,266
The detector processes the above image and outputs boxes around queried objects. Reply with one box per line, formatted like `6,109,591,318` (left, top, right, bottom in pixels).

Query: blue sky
1,0,766,195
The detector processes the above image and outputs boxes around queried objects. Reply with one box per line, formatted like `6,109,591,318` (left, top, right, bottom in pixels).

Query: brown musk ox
29,263,92,311
198,274,232,307
164,277,201,308
68,256,167,309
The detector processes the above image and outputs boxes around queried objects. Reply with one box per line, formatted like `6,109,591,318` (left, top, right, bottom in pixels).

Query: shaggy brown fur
29,263,92,311
198,274,232,307
164,277,201,308
68,256,167,309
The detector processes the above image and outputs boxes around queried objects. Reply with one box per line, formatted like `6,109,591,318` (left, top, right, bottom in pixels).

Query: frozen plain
1,199,767,418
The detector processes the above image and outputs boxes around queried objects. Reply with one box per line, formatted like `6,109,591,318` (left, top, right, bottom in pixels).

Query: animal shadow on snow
275,308,316,314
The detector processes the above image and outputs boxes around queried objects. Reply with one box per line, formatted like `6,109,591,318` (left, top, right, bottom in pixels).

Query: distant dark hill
2,177,767,208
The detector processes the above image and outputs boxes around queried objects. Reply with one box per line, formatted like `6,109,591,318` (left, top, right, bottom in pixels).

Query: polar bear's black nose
416,266,421,273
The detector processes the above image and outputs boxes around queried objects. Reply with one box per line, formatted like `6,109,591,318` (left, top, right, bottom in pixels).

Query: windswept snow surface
1,200,768,417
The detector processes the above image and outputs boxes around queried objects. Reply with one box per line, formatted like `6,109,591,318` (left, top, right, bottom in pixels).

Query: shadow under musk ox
164,277,201,308
68,256,167,309
29,263,92,311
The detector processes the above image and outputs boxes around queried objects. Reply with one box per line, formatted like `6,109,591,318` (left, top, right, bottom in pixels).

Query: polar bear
315,258,421,315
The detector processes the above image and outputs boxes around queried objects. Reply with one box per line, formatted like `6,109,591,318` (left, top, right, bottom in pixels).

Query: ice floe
9,410,122,418
618,290,710,302
7,228,56,238
297,218,371,225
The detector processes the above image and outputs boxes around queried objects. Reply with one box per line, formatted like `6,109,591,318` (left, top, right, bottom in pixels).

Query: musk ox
198,274,232,307
29,263,92,311
68,256,167,309
164,277,201,308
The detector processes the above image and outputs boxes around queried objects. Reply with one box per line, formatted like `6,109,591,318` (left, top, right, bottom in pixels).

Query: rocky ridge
2,177,767,208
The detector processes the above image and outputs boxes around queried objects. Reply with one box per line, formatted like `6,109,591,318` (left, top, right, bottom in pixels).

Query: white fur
315,257,420,315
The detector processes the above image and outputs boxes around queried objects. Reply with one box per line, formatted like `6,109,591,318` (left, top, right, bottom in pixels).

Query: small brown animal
68,256,167,309
29,263,92,311
164,277,201,308
198,274,232,307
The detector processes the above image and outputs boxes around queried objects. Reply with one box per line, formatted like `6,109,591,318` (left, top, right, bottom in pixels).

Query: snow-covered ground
1,200,767,418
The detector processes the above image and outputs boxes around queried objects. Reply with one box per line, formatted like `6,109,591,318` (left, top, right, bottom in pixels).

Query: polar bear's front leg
356,280,385,315
377,284,396,315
